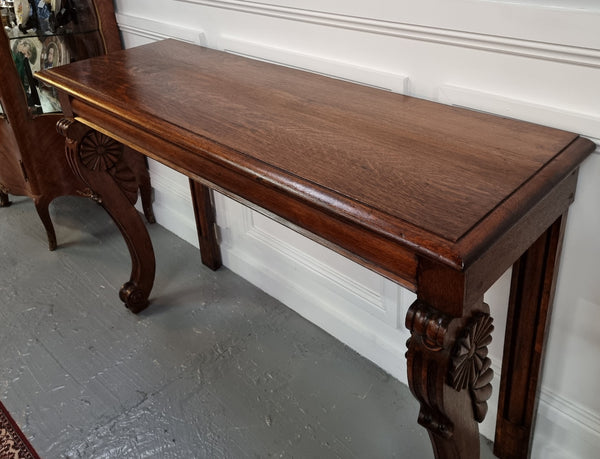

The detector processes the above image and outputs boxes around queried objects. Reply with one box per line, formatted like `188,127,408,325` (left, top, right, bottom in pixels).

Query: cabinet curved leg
34,196,57,251
58,118,155,313
0,190,11,207
406,298,494,458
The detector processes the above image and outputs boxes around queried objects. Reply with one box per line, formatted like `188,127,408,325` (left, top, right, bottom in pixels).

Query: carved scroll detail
406,299,453,352
56,117,75,137
406,298,495,451
119,281,149,314
406,300,455,438
449,312,494,422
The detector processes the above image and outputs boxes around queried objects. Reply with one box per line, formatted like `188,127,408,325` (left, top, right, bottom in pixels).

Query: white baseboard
532,388,600,459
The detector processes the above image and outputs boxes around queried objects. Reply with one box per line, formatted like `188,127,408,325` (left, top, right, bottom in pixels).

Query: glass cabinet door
3,0,105,113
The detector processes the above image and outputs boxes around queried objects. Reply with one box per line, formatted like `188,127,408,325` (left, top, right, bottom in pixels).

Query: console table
36,39,595,458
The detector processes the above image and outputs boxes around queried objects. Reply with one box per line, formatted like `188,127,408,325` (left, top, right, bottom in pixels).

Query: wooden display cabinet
0,0,153,250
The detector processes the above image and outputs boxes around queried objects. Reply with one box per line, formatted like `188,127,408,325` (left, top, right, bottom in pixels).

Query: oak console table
37,39,595,458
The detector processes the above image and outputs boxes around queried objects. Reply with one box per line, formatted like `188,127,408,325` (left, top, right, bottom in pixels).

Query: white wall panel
115,1,600,456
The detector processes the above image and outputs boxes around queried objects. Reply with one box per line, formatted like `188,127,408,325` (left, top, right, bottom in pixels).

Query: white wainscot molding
176,0,600,68
115,13,206,45
484,0,600,12
214,193,415,383
439,84,600,146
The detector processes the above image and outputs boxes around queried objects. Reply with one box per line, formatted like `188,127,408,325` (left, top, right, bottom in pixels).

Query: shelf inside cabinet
3,0,104,114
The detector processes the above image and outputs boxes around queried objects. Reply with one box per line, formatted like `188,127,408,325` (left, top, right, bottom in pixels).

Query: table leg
494,215,566,458
406,296,494,458
189,179,222,270
57,118,156,313
123,146,156,225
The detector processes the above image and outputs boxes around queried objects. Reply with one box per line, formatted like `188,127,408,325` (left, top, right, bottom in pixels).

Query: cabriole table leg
57,118,156,313
0,190,11,207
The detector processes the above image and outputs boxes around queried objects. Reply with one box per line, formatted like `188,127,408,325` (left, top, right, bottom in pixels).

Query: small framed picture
10,36,43,109
38,35,70,112
41,34,70,69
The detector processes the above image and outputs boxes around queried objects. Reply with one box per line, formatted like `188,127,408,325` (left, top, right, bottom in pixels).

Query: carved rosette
80,131,122,172
78,130,139,205
449,312,494,422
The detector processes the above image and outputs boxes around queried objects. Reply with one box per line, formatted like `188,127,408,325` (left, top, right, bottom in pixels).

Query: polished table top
37,39,593,276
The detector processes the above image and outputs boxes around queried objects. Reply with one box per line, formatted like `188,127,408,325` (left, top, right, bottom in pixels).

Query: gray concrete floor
0,196,496,458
